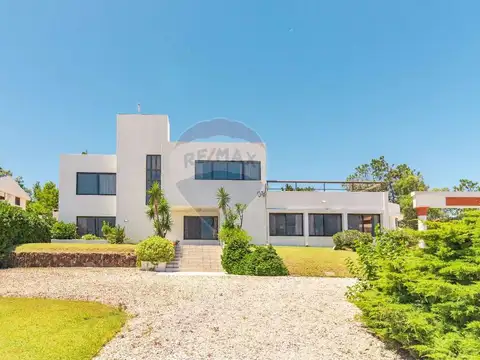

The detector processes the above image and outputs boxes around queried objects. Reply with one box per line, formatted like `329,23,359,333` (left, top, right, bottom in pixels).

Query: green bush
221,233,251,274
333,229,372,250
348,221,480,359
81,234,102,240
242,245,289,276
220,228,288,276
218,227,252,245
102,222,128,244
51,221,77,239
135,236,175,265
0,202,50,267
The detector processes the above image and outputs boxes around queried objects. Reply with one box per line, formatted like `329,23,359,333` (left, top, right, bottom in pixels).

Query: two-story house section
59,114,401,246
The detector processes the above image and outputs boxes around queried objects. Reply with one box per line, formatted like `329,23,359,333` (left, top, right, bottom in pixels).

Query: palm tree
146,182,172,237
216,187,231,218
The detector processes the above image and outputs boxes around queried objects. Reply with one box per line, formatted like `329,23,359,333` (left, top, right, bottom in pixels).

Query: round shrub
51,221,77,239
242,245,289,276
333,230,372,250
219,227,252,245
135,236,175,265
221,234,251,274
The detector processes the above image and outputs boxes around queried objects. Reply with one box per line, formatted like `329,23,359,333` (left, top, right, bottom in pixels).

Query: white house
0,175,31,209
59,114,401,246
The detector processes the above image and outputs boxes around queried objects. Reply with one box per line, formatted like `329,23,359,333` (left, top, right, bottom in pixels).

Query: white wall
58,154,117,224
412,191,480,208
1,193,27,209
116,114,170,241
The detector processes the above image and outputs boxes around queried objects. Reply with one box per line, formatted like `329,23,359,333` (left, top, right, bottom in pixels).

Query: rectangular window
76,173,116,195
146,155,161,204
184,216,218,240
15,197,21,206
348,214,381,236
76,217,115,237
269,213,303,236
308,214,342,236
194,161,261,180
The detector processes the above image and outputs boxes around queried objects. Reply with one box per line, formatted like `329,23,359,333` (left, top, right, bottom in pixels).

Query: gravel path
0,268,405,360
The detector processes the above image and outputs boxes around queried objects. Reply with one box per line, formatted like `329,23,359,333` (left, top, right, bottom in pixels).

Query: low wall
52,239,108,244
10,252,136,268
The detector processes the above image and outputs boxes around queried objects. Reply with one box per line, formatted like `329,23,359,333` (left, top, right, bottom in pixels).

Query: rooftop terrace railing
266,180,385,192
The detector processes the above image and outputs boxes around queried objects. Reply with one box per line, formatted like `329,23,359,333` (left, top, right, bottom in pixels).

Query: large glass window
77,173,116,195
146,155,161,204
194,161,261,180
348,214,381,236
269,213,303,236
76,217,115,237
184,216,218,240
309,214,342,236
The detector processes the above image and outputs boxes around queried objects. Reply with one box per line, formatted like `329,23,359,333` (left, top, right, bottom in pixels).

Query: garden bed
10,244,137,268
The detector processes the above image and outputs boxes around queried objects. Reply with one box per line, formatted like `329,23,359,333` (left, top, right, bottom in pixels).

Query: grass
0,297,127,360
15,243,136,254
275,246,357,277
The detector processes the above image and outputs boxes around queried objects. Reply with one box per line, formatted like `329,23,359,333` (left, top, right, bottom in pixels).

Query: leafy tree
282,184,315,191
216,187,247,229
30,181,58,211
145,181,172,238
346,156,427,228
0,167,12,177
453,178,480,192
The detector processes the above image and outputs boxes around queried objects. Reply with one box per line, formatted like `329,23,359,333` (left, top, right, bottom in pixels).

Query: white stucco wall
412,191,480,208
58,154,117,224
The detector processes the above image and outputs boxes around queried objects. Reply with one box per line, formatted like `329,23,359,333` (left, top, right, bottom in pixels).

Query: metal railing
266,180,385,192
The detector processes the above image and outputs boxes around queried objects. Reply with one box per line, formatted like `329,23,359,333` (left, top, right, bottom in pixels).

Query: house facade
0,175,30,209
59,114,401,246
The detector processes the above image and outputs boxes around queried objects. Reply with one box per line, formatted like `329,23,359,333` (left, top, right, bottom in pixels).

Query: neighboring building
59,114,401,246
0,175,30,209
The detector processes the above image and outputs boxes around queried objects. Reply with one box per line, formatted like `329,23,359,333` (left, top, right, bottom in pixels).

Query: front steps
166,244,223,273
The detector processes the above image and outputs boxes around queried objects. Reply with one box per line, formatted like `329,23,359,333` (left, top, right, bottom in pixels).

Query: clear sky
1,0,480,189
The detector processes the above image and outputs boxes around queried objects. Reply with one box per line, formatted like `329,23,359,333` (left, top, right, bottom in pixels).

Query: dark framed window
76,217,116,237
269,213,303,236
76,173,116,195
184,216,218,240
309,214,342,236
15,197,21,206
194,161,261,180
348,214,381,236
146,155,161,204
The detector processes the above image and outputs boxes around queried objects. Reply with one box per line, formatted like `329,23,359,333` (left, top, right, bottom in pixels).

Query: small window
269,213,303,236
15,197,21,206
76,217,116,237
184,216,218,240
77,173,116,195
243,161,261,180
348,214,381,236
309,214,342,236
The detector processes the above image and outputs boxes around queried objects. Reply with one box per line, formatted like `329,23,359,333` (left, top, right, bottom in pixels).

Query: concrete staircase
166,244,223,273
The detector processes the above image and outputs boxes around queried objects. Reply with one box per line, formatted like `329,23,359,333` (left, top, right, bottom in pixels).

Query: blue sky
1,0,480,189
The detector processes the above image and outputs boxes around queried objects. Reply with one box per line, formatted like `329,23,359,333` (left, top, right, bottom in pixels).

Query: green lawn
15,243,136,254
275,246,357,277
0,297,127,360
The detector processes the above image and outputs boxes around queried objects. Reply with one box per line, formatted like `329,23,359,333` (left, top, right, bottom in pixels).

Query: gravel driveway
0,268,405,360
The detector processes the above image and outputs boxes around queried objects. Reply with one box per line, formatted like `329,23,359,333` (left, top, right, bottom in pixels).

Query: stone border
10,252,136,268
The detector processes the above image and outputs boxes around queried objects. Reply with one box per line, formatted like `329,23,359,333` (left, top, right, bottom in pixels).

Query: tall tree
346,156,427,228
30,181,59,211
145,181,172,237
453,179,480,192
